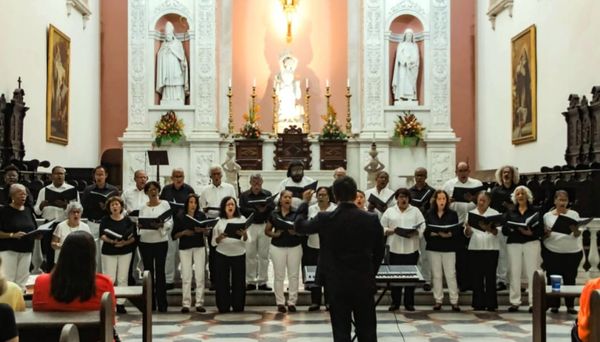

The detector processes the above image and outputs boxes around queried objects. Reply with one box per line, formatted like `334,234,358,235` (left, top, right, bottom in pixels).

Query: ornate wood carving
273,125,311,170
0,82,28,168
589,86,600,164
319,140,347,170
235,139,263,170
563,94,581,166
580,96,592,165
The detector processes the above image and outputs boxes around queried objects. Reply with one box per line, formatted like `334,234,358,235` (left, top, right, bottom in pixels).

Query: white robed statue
274,53,304,132
156,21,189,106
392,29,419,104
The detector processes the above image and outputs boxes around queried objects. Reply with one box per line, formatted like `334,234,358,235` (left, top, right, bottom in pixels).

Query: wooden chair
59,324,80,342
16,291,113,342
273,125,312,170
115,270,152,342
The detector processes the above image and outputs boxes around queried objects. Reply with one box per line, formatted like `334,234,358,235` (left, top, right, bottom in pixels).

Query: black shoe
423,283,432,291
404,305,415,312
550,307,559,313
166,283,175,290
567,307,578,314
209,286,216,291
181,307,190,313
277,305,287,313
508,305,519,312
116,304,127,314
496,282,507,291
287,305,297,312
451,305,461,312
158,306,168,313
388,304,399,312
257,284,272,291
473,306,486,311
487,308,497,312
308,304,320,312
246,284,257,291
528,306,533,313
433,303,442,311
196,306,206,313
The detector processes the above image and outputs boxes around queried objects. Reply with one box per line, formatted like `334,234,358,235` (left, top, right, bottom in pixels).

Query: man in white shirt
442,161,483,292
364,171,395,217
276,161,316,209
200,165,236,289
34,166,80,271
121,169,149,284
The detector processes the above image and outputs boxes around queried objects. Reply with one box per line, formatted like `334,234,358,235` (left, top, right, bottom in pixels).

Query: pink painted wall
100,0,127,154
231,0,348,133
451,0,476,167
388,16,425,105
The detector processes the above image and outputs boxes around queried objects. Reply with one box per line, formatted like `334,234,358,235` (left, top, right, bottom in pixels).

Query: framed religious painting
511,25,537,145
46,24,71,145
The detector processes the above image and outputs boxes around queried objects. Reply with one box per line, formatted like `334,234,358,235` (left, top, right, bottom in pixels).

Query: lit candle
305,78,309,88
326,79,330,87
347,78,350,87
253,78,256,87
228,78,232,88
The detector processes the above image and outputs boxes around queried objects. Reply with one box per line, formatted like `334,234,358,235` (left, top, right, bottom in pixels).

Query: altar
120,0,458,192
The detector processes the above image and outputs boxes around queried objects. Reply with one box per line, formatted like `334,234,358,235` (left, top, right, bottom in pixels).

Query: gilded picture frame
46,24,71,145
511,25,537,145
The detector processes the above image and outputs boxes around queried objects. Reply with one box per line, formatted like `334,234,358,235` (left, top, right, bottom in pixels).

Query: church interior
2,0,600,341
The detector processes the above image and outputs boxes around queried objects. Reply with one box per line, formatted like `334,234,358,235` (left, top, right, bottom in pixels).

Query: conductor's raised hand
302,189,314,203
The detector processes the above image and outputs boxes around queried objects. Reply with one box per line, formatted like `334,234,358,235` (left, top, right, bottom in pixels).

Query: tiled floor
115,305,577,341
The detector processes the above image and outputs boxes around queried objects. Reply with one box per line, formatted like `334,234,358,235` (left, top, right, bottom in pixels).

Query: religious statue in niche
392,29,419,104
156,21,189,106
274,53,304,133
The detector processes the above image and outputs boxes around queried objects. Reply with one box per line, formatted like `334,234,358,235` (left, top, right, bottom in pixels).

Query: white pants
245,223,271,285
0,251,31,290
418,238,431,283
496,230,508,284
102,253,133,305
507,240,540,306
165,234,179,284
179,247,206,308
428,251,459,305
31,240,44,274
270,245,302,306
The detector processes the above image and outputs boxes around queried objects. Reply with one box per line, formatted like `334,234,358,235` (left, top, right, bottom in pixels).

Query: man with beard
276,161,316,210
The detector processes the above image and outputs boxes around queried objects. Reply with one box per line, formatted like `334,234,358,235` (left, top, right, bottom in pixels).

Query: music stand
147,150,169,182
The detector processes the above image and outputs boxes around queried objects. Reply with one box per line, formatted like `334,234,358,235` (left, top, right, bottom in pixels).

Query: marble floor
115,305,577,341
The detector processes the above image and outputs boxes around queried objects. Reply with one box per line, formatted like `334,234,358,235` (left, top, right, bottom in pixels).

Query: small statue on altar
392,29,419,104
274,53,304,132
156,21,189,106
364,142,385,189
222,143,241,194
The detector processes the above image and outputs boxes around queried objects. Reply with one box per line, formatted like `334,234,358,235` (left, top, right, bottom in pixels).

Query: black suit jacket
295,202,385,294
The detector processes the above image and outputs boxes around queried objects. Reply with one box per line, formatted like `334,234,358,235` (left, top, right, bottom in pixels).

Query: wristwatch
9,233,14,238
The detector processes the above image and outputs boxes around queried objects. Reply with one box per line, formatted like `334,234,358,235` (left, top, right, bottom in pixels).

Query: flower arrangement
394,111,425,143
319,104,347,140
239,102,262,139
154,110,185,147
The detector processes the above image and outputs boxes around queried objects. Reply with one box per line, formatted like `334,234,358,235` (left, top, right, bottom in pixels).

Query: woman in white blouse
542,190,583,314
304,186,336,311
212,196,249,313
380,188,425,312
464,191,501,311
51,202,91,262
138,181,173,312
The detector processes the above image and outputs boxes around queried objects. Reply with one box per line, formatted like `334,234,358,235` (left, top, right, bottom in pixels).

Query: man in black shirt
409,167,435,291
0,165,34,207
160,168,195,289
239,174,275,291
295,176,385,342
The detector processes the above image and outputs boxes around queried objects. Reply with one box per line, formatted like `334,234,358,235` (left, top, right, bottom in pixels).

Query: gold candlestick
303,85,311,133
345,85,352,135
272,86,278,136
251,85,256,108
325,85,331,109
227,86,233,136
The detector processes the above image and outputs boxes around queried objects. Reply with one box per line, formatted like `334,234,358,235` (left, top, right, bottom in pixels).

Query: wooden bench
114,270,152,342
59,324,80,342
16,292,113,342
532,269,583,342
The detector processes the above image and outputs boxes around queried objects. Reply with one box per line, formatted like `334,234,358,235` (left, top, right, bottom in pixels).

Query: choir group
0,160,590,319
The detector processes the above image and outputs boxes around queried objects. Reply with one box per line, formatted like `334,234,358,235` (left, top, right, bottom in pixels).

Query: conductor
295,176,385,341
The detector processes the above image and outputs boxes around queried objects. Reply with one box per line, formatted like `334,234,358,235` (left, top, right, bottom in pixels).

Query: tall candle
326,79,330,87
305,78,309,88
253,78,256,87
228,78,232,88
347,78,350,87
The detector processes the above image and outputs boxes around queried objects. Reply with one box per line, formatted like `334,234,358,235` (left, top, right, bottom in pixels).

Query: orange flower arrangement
240,103,262,139
154,110,185,146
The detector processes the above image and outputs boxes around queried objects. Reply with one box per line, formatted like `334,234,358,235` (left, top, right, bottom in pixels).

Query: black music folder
138,210,172,230
274,216,296,232
103,228,134,241
247,194,276,205
45,188,78,206
426,222,464,233
286,181,318,198
506,212,539,231
410,189,433,205
24,220,57,239
452,185,486,203
551,215,592,235
89,190,118,201
128,210,140,218
394,222,423,238
223,213,254,239
184,215,218,229
467,213,504,232
368,193,395,212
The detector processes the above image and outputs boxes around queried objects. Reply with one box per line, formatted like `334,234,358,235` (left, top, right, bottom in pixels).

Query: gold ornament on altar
154,110,185,147
281,0,299,43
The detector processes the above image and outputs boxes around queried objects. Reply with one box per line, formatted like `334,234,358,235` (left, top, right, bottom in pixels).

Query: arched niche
387,15,425,106
153,13,191,106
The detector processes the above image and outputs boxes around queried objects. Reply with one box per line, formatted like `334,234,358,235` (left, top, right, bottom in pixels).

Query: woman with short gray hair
52,201,91,262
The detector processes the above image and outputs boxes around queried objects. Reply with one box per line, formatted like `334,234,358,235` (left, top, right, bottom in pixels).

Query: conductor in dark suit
295,176,385,342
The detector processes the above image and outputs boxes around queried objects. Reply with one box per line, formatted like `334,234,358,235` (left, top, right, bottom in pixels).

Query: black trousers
542,247,583,308
468,250,499,309
139,241,168,310
302,245,328,306
389,251,419,307
214,251,246,313
455,234,470,291
207,230,216,285
327,283,377,342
